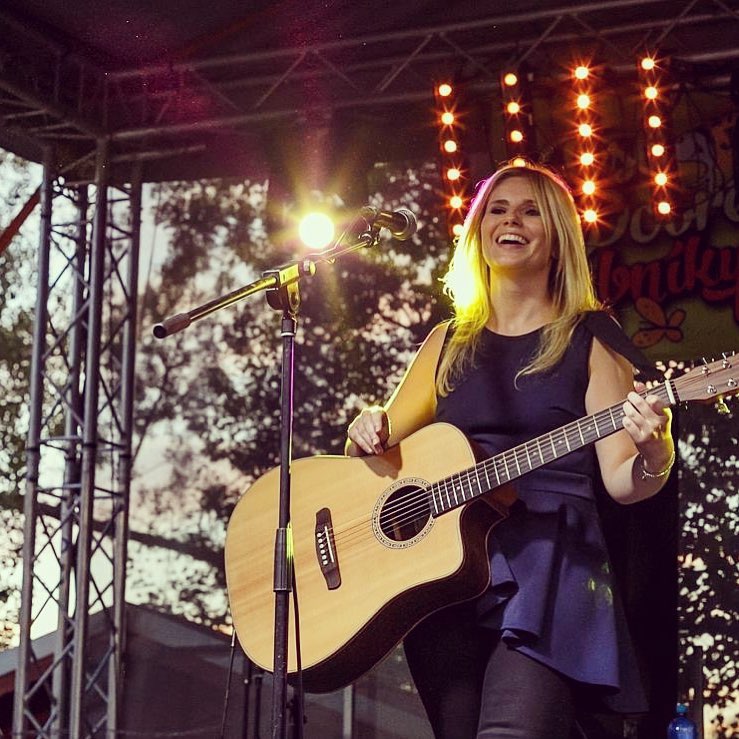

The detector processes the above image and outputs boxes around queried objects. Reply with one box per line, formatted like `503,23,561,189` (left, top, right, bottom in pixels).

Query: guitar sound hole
379,485,432,542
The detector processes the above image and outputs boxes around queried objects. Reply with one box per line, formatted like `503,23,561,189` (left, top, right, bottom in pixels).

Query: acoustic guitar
225,355,736,693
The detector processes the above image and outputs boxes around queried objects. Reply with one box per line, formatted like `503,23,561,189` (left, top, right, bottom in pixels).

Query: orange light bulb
582,180,596,195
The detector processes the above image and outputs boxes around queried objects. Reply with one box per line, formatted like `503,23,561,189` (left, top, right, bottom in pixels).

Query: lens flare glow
583,209,598,223
641,57,656,71
578,123,593,137
576,93,591,109
298,212,335,249
580,152,595,166
654,172,668,186
574,66,589,80
506,101,521,114
645,86,658,100
450,195,463,209
441,111,455,125
582,180,596,196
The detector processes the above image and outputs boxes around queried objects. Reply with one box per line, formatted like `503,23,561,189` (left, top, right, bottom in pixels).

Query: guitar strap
582,310,664,382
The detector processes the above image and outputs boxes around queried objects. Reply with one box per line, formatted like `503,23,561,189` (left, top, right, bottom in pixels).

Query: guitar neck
428,380,677,517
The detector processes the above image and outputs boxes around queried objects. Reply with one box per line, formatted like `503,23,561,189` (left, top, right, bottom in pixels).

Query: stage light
578,123,593,138
577,93,591,109
298,212,335,249
452,223,464,237
574,66,589,80
506,101,521,114
513,157,527,167
510,129,524,143
503,72,518,86
582,180,596,195
638,50,680,217
579,152,595,166
583,208,598,223
434,80,470,238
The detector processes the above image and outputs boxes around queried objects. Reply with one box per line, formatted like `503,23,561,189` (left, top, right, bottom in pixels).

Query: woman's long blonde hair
436,161,601,396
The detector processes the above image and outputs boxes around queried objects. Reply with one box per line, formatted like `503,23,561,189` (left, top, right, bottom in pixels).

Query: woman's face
480,175,554,276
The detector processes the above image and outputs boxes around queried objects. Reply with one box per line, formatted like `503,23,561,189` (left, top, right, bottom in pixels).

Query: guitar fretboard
428,381,675,516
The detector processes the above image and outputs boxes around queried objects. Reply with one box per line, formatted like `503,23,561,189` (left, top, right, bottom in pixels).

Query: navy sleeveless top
435,321,647,713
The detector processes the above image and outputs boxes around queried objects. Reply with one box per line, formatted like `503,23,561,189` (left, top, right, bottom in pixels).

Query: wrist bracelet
638,448,676,480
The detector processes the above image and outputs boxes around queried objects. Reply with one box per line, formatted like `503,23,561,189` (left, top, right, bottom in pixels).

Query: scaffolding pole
13,140,141,738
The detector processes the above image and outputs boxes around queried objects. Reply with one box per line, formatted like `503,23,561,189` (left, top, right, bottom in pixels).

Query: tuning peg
715,394,731,415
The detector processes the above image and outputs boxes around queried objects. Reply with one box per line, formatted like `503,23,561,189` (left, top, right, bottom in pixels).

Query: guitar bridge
315,507,341,590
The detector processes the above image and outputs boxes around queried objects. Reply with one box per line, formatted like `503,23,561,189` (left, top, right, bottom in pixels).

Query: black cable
218,623,239,738
290,568,306,739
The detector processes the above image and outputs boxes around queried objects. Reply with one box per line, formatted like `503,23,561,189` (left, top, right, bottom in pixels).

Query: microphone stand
153,217,381,739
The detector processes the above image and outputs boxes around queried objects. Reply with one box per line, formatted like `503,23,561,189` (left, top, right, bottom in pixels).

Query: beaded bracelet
638,448,676,480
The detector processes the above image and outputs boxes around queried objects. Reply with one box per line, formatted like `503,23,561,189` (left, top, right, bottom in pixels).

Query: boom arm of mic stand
152,230,378,339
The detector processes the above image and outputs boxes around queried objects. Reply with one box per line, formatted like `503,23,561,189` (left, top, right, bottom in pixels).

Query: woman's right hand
346,405,390,456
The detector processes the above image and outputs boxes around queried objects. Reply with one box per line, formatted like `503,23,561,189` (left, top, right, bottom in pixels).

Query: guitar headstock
673,353,738,406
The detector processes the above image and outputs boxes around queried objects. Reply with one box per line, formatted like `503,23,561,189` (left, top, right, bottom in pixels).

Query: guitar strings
328,384,673,548
330,405,624,547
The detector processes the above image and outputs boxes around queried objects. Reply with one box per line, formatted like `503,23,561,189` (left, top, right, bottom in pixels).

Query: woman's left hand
622,381,674,472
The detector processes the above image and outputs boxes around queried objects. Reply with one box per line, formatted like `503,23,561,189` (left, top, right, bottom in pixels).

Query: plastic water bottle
667,703,697,738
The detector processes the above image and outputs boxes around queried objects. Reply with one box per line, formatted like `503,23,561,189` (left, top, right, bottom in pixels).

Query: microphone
360,206,417,240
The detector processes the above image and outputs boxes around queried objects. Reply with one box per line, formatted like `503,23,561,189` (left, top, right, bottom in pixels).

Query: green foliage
0,148,40,649
678,402,739,735
0,152,36,509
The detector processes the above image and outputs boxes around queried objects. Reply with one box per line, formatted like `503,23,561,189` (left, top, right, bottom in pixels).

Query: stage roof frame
0,0,737,181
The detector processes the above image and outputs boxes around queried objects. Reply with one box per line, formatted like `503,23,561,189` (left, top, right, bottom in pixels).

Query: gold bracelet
638,448,675,480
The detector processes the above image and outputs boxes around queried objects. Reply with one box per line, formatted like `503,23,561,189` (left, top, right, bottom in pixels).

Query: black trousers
403,600,578,739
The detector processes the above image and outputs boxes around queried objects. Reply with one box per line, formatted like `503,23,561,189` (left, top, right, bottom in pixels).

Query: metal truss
12,143,141,738
1,0,738,168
